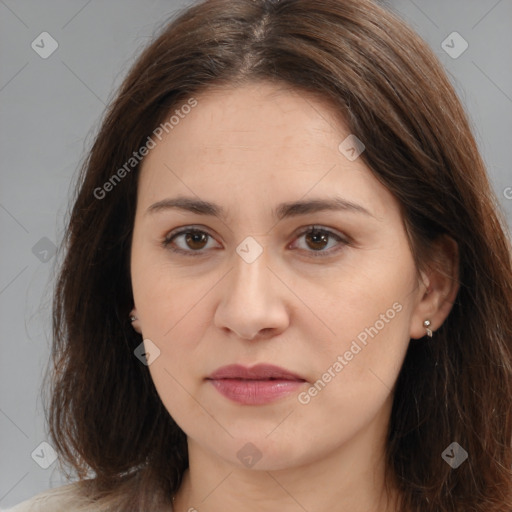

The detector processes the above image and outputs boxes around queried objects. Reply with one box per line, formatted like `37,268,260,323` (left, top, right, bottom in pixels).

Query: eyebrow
146,195,376,221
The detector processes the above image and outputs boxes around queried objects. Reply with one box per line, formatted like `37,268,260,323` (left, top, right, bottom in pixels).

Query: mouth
206,364,307,405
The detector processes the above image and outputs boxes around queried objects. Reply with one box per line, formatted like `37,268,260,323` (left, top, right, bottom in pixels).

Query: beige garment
0,482,178,512
2,483,92,512
2,482,175,512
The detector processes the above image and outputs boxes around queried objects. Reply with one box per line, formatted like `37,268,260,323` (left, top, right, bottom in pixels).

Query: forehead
137,81,397,222
144,81,347,163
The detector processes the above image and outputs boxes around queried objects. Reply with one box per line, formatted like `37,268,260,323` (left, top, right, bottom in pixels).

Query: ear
409,235,460,339
129,308,142,334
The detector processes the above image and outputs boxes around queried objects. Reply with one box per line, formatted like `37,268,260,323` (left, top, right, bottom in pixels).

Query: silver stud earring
423,319,433,338
130,315,137,322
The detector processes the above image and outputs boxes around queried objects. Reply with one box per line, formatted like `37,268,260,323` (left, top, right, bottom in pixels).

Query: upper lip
207,364,306,381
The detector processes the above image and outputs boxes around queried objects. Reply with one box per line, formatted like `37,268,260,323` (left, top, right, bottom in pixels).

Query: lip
206,364,307,405
208,364,305,381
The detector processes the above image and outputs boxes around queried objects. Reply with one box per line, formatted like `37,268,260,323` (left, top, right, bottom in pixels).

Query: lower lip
208,378,305,405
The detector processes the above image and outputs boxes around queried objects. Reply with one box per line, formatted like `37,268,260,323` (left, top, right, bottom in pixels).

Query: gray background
1,0,511,508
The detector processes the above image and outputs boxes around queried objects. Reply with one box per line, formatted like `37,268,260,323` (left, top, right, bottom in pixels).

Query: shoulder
2,482,98,512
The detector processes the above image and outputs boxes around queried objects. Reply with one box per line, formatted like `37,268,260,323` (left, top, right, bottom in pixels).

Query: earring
423,319,433,338
130,314,137,322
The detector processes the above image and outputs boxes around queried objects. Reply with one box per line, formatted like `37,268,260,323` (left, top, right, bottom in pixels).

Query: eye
290,225,350,258
162,225,350,258
163,227,219,257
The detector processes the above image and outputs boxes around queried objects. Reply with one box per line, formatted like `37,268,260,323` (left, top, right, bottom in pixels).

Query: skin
130,81,459,512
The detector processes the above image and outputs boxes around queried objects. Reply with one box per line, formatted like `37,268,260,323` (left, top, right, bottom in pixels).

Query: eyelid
163,225,219,246
162,224,351,257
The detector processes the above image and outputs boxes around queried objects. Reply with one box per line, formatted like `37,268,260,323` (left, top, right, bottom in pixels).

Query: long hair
44,0,512,510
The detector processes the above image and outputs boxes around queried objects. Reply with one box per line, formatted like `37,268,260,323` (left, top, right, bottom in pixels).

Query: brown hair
44,0,512,510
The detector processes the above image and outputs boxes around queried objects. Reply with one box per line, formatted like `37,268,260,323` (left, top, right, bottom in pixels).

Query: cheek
301,248,416,410
141,278,219,347
331,309,410,396
290,304,412,457
131,240,213,333
320,250,416,348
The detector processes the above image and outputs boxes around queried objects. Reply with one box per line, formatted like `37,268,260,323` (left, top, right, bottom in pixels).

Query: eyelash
162,225,350,258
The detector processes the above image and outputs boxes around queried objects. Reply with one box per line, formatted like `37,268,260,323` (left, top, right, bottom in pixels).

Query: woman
6,0,512,510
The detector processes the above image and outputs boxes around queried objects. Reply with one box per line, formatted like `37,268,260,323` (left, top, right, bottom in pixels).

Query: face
130,81,426,471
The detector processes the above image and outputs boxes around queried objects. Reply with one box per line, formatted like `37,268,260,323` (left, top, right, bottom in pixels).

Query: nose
214,246,290,341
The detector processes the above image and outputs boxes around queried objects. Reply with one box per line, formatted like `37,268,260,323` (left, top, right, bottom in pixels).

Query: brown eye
305,230,329,251
183,231,209,250
163,225,349,258
163,228,217,256
292,226,349,258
